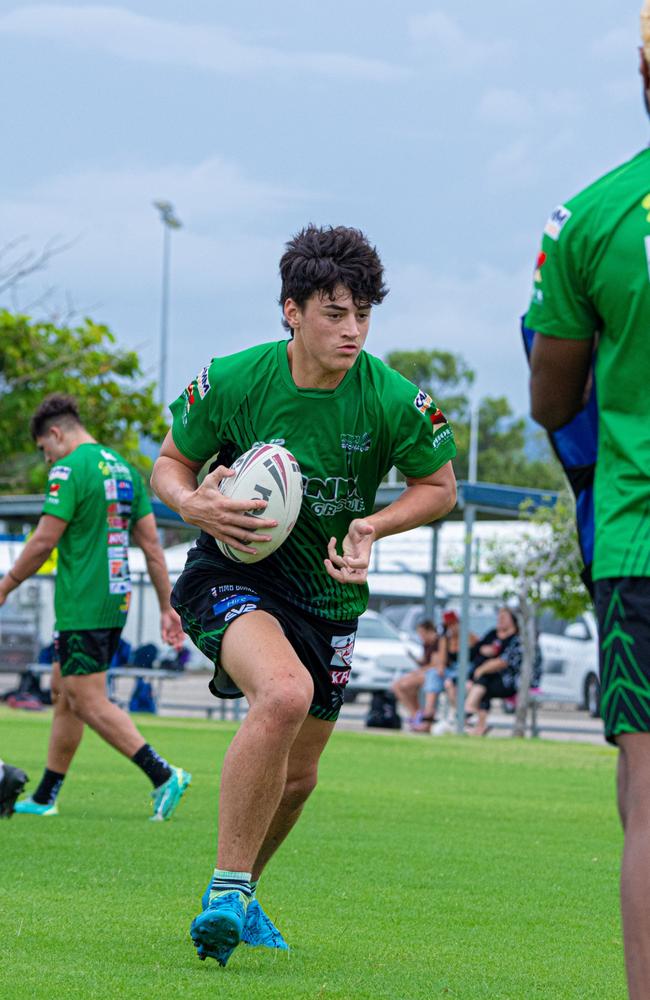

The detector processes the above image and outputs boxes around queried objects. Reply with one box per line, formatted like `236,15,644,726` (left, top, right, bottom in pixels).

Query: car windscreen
357,615,402,640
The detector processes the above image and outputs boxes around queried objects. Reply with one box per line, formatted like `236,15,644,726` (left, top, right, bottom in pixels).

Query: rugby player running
528,7,650,996
151,224,457,964
0,395,190,820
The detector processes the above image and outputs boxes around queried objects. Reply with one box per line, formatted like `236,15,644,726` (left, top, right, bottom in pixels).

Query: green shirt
41,443,152,630
170,341,456,620
525,147,650,580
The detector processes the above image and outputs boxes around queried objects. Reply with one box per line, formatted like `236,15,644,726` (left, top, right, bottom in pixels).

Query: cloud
0,4,405,81
0,155,310,301
407,10,511,70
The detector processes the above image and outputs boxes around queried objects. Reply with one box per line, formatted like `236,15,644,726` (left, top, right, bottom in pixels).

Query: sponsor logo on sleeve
642,193,650,222
104,479,118,500
110,581,131,595
429,407,447,428
543,205,572,241
534,250,547,284
432,425,454,450
197,365,211,399
48,481,60,495
50,466,71,481
414,389,433,414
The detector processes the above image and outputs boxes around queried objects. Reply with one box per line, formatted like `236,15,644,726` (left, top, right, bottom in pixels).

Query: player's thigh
222,609,314,709
62,669,110,714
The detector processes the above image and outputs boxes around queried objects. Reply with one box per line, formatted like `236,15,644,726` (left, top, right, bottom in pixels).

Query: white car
538,610,600,716
346,610,419,697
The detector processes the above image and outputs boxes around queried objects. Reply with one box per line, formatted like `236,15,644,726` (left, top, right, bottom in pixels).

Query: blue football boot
196,883,289,966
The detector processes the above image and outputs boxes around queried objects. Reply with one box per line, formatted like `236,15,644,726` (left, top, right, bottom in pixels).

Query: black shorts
171,550,358,723
475,672,517,711
594,577,650,744
55,628,123,677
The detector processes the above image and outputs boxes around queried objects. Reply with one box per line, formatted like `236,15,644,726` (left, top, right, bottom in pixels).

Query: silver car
346,610,419,698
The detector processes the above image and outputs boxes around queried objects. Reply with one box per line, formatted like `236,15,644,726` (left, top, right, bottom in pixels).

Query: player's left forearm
366,478,456,541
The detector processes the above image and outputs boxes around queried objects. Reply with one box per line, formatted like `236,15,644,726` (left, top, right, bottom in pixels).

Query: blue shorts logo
212,593,260,617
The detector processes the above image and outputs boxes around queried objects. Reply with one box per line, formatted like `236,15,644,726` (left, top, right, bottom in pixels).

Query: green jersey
41,443,152,630
525,147,650,580
170,341,456,620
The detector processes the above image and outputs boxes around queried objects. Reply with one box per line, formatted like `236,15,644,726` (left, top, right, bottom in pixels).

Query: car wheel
585,673,600,718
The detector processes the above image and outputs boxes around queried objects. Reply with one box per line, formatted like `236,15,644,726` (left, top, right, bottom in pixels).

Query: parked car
346,610,419,698
382,602,496,645
538,610,600,716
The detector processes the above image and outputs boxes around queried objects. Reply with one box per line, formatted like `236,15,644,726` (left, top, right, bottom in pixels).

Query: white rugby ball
216,443,303,563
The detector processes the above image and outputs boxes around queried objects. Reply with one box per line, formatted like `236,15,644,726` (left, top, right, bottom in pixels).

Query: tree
385,348,564,489
0,311,166,493
479,494,592,737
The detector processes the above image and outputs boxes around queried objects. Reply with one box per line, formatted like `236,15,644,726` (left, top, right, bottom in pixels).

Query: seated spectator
412,610,478,733
391,619,438,727
464,607,523,736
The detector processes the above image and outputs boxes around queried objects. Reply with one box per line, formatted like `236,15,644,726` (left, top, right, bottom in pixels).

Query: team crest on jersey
414,389,433,414
340,432,372,453
543,205,571,241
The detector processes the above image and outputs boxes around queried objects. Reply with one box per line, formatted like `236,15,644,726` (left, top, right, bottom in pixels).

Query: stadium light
153,200,182,407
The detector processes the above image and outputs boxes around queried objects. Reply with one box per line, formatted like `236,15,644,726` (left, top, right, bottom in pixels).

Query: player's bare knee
255,673,312,723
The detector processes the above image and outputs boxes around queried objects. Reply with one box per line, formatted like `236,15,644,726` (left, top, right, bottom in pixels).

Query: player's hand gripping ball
216,443,303,563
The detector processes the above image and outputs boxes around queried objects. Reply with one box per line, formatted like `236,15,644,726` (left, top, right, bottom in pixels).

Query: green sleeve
525,203,599,340
169,361,223,464
130,469,153,523
42,461,77,521
388,378,457,478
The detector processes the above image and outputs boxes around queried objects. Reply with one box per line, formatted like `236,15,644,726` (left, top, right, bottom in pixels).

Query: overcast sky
0,1,645,414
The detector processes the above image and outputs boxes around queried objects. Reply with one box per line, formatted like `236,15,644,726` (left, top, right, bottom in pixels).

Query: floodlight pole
153,200,182,407
456,404,479,734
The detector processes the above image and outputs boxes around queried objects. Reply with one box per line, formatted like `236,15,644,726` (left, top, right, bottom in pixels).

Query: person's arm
151,432,279,557
0,515,67,606
324,461,456,585
529,333,594,430
431,636,447,675
473,656,507,680
130,512,184,650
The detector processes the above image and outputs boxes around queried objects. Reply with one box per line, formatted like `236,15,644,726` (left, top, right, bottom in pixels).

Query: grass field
0,707,625,1000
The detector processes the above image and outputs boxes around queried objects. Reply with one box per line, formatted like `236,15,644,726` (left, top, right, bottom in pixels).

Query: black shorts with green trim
594,577,650,744
171,549,358,723
55,628,123,677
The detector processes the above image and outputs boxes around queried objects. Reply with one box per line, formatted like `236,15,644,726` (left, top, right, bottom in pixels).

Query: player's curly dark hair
278,224,388,331
30,393,81,440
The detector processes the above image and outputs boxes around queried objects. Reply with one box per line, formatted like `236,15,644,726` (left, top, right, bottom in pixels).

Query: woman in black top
465,607,522,735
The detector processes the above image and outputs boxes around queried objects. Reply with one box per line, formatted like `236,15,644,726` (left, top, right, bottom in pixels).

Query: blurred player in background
152,224,457,965
527,7,650,995
0,395,190,821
